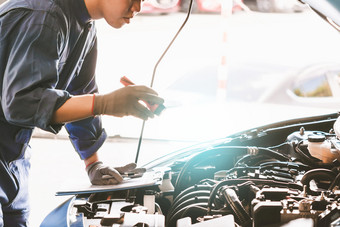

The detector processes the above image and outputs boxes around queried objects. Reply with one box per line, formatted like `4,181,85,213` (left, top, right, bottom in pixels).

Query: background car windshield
293,74,332,97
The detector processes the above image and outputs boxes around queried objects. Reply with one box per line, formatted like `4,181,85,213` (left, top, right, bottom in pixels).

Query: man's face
101,0,143,28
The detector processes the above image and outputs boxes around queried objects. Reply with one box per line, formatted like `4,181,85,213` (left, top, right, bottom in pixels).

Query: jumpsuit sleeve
1,12,70,133
65,38,107,160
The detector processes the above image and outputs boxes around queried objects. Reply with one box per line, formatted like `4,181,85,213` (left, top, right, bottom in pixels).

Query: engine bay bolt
327,204,333,210
300,127,305,136
302,185,307,197
299,200,311,212
320,191,326,201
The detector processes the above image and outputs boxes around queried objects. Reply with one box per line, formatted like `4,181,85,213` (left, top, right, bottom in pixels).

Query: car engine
41,114,340,227
163,120,340,227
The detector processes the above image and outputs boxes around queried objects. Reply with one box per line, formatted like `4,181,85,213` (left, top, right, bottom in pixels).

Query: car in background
179,0,244,14
141,0,180,14
139,0,305,15
141,0,244,15
40,0,340,226
179,0,221,13
257,63,340,110
178,0,305,14
255,0,307,13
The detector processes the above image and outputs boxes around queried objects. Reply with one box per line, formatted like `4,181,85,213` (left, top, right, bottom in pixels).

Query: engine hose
301,168,336,195
155,203,163,215
167,202,208,227
167,196,210,223
329,172,340,190
235,148,290,167
258,147,290,161
221,187,252,227
234,154,253,167
199,178,219,185
170,190,211,215
259,161,310,171
167,192,211,220
235,154,278,167
174,146,249,196
207,179,303,213
208,181,233,215
173,184,212,204
179,205,210,219
174,184,213,202
268,142,291,150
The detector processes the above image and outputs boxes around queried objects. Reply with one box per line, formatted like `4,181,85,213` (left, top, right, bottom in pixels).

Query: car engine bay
40,113,340,227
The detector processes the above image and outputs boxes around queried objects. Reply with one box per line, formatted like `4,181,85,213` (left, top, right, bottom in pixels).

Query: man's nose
131,0,142,15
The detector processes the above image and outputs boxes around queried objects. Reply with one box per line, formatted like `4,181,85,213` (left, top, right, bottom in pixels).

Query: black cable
170,190,211,213
256,147,290,161
174,184,213,203
135,0,194,163
267,142,291,150
179,205,210,219
233,154,252,167
259,161,310,170
234,147,290,168
167,184,212,223
198,178,219,185
221,187,252,227
174,146,249,195
168,196,210,220
155,202,163,215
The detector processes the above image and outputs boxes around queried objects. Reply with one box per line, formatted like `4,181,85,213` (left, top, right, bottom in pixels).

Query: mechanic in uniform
0,0,164,225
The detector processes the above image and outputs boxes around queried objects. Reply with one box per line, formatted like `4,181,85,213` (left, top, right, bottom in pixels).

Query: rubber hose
301,168,336,195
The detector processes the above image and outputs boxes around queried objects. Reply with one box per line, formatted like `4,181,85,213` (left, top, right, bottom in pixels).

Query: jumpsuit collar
71,0,92,25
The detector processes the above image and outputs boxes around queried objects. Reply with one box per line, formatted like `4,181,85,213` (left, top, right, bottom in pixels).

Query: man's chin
106,20,125,29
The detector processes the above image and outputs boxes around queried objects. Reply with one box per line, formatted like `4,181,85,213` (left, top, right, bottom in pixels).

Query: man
0,0,164,225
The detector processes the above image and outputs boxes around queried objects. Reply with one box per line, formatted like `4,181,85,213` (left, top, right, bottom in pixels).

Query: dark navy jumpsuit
0,0,107,225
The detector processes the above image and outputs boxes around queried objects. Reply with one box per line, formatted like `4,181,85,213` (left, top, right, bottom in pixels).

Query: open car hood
302,0,340,31
42,111,340,227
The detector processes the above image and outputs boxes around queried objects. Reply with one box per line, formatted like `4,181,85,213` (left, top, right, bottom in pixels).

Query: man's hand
86,161,146,185
93,85,164,120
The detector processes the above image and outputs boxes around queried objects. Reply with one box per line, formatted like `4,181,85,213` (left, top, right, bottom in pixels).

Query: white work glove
86,161,146,185
93,85,164,120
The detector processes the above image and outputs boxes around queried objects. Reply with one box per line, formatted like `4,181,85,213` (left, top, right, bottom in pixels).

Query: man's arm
51,86,163,174
51,94,93,124
51,85,164,124
84,150,99,167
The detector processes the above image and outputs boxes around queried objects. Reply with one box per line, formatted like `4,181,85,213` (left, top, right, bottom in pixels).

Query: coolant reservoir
307,134,337,163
